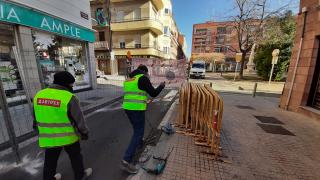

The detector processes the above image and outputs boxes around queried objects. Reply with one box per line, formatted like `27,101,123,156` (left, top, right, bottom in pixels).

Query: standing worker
33,71,92,180
121,65,165,174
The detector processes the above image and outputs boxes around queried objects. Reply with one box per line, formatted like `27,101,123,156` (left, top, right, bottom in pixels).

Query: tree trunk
239,52,247,79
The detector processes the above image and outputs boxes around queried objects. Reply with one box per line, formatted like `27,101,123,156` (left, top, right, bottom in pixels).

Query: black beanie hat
137,65,148,73
53,71,75,87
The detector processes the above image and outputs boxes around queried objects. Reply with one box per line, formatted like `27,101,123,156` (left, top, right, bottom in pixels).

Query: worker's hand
80,132,89,140
160,81,166,88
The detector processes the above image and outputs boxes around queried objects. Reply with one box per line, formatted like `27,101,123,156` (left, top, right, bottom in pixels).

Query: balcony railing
111,17,162,25
112,44,161,51
94,41,109,50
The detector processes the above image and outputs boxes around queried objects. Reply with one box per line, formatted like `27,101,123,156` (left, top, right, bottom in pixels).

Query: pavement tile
155,92,320,180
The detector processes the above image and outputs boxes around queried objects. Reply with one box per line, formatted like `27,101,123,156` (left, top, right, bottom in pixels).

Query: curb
127,99,178,180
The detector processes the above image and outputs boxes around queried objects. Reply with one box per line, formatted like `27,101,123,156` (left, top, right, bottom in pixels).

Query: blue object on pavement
161,122,175,135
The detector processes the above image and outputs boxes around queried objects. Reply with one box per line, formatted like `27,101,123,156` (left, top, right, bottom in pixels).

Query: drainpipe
285,7,308,110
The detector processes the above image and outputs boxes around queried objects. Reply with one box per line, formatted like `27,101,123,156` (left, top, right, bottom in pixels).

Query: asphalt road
0,89,176,180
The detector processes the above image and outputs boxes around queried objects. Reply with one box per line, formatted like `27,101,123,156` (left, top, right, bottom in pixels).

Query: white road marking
162,90,178,102
0,155,42,176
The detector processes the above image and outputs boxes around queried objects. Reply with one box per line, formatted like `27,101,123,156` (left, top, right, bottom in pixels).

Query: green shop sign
0,0,95,42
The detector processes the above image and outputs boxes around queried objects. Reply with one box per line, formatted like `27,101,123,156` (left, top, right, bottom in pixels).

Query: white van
189,60,206,79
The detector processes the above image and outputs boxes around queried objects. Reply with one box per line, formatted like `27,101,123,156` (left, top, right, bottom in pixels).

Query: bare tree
231,0,291,79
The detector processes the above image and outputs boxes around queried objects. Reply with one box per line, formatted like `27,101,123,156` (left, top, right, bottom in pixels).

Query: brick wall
280,0,320,119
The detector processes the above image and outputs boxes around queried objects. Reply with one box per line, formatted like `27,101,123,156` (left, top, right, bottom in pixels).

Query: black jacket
129,69,164,97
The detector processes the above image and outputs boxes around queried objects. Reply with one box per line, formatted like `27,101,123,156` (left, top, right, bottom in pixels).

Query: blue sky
172,0,300,58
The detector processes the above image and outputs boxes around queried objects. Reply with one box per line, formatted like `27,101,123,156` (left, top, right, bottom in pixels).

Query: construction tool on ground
143,147,174,175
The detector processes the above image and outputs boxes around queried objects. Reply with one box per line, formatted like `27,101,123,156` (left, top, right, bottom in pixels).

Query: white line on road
162,90,178,102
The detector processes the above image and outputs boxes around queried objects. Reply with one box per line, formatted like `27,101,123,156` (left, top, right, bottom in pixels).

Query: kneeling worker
33,71,92,180
121,65,165,174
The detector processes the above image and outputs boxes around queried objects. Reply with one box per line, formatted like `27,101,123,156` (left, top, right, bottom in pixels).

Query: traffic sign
235,53,242,63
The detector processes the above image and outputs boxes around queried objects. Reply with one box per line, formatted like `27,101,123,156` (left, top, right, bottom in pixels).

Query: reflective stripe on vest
123,74,148,110
34,88,79,148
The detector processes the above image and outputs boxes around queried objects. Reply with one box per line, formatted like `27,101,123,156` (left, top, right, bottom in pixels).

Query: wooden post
253,83,258,97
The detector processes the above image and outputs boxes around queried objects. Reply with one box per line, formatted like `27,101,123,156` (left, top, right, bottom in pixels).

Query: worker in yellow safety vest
120,65,165,174
33,71,92,180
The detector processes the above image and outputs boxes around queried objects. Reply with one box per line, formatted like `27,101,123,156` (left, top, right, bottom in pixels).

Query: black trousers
43,141,84,180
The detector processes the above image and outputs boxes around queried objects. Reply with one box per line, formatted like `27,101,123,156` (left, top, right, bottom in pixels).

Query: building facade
0,0,96,102
192,21,239,58
110,0,164,75
161,0,180,60
280,0,320,120
110,0,183,75
90,0,115,75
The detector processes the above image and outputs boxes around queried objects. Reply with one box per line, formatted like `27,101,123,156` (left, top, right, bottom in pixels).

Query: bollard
210,82,212,88
252,83,258,97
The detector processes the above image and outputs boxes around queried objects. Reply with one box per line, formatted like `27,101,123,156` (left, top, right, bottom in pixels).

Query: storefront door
308,39,320,110
98,59,111,75
118,58,127,75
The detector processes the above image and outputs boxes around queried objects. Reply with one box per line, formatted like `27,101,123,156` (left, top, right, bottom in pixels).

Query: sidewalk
190,73,285,95
131,93,320,180
77,84,123,114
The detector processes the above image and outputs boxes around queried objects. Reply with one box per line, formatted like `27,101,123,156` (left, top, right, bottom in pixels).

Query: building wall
11,0,92,29
112,30,151,48
279,0,320,119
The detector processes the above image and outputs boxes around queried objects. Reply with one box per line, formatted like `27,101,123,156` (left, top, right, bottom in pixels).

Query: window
152,7,158,19
32,30,90,90
164,26,169,35
120,42,125,49
216,35,225,44
165,8,170,15
116,11,124,22
135,35,141,48
99,32,105,41
217,27,227,34
195,28,207,35
163,47,169,54
133,8,141,20
214,47,221,53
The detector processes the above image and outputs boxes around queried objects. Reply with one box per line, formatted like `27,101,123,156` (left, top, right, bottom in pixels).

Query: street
0,89,177,180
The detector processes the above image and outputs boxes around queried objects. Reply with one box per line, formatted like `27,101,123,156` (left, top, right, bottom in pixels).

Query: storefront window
32,30,90,90
0,23,24,99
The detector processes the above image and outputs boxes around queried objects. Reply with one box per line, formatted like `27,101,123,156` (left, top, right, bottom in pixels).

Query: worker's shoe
82,168,93,180
54,173,62,180
120,160,139,174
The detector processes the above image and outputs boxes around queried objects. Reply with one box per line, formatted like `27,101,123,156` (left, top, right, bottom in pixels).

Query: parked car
189,60,206,79
96,70,104,78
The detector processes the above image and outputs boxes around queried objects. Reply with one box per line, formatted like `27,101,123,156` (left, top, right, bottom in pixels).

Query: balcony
112,44,163,58
111,17,163,35
151,0,164,10
110,0,164,10
94,41,109,50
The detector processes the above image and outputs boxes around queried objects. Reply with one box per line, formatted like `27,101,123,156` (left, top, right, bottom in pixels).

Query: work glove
160,81,166,88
